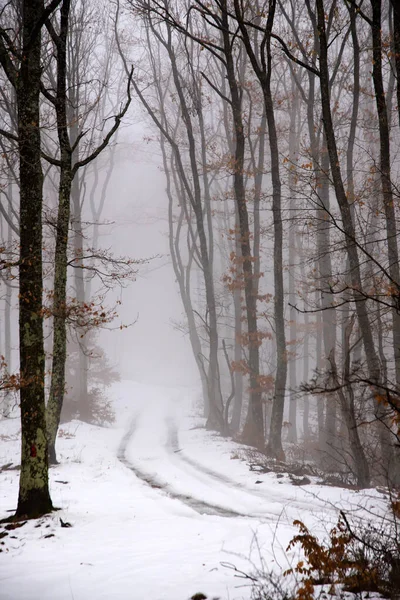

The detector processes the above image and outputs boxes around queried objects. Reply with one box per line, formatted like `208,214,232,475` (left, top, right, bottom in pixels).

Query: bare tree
0,0,63,518
44,0,133,463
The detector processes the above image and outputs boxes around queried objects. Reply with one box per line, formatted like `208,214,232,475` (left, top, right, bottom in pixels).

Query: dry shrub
247,493,400,600
284,501,400,600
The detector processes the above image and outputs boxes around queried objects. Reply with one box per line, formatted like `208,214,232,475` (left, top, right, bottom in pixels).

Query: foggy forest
0,0,400,599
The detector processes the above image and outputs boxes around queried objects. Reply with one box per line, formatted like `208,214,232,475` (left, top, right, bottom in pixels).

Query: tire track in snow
165,417,331,516
118,408,325,521
166,418,247,489
117,417,250,518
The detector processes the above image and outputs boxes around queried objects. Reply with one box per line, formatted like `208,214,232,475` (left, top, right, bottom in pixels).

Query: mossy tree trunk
46,0,73,465
46,0,132,454
16,0,54,518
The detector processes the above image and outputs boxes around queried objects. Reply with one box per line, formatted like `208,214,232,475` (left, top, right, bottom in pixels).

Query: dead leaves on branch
0,355,21,394
284,505,400,600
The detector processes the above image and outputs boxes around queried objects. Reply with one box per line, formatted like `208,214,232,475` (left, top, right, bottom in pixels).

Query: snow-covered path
118,391,330,522
0,382,383,600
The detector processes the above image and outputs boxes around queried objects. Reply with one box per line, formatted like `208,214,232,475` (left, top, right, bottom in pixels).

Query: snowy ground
0,381,386,600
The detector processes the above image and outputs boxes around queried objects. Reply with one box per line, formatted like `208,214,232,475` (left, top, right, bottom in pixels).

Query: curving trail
117,392,328,522
117,418,244,518
164,417,329,514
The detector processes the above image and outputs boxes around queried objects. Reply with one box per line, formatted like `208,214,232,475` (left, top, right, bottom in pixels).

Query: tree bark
3,181,13,417
222,84,243,434
337,1,369,488
162,132,210,419
46,0,73,464
287,82,299,445
315,289,324,445
16,0,53,518
232,0,287,455
263,0,287,460
335,315,370,488
231,271,244,432
389,0,400,128
370,0,400,388
316,0,396,482
71,175,91,422
318,142,337,464
221,0,264,447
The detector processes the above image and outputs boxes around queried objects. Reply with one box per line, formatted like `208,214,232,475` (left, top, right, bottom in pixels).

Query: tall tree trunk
142,20,223,430
221,1,264,447
242,103,266,436
234,0,286,456
287,84,300,445
161,133,210,417
316,0,396,482
47,0,73,464
334,315,370,487
71,174,90,422
231,279,243,432
67,76,90,422
297,235,310,442
168,36,222,430
3,182,13,417
252,111,266,301
389,0,400,127
302,315,310,442
319,142,337,464
288,257,297,444
231,209,244,433
196,73,222,419
370,0,400,387
263,2,287,460
336,1,370,488
303,24,337,459
16,0,53,518
315,290,324,445
305,60,325,448
222,86,243,434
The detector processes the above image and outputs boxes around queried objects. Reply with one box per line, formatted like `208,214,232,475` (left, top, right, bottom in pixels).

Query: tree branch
72,66,133,174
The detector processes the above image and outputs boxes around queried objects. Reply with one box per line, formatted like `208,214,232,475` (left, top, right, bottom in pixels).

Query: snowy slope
0,381,386,600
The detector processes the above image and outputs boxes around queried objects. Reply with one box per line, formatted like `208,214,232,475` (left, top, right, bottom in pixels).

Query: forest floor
0,381,386,600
